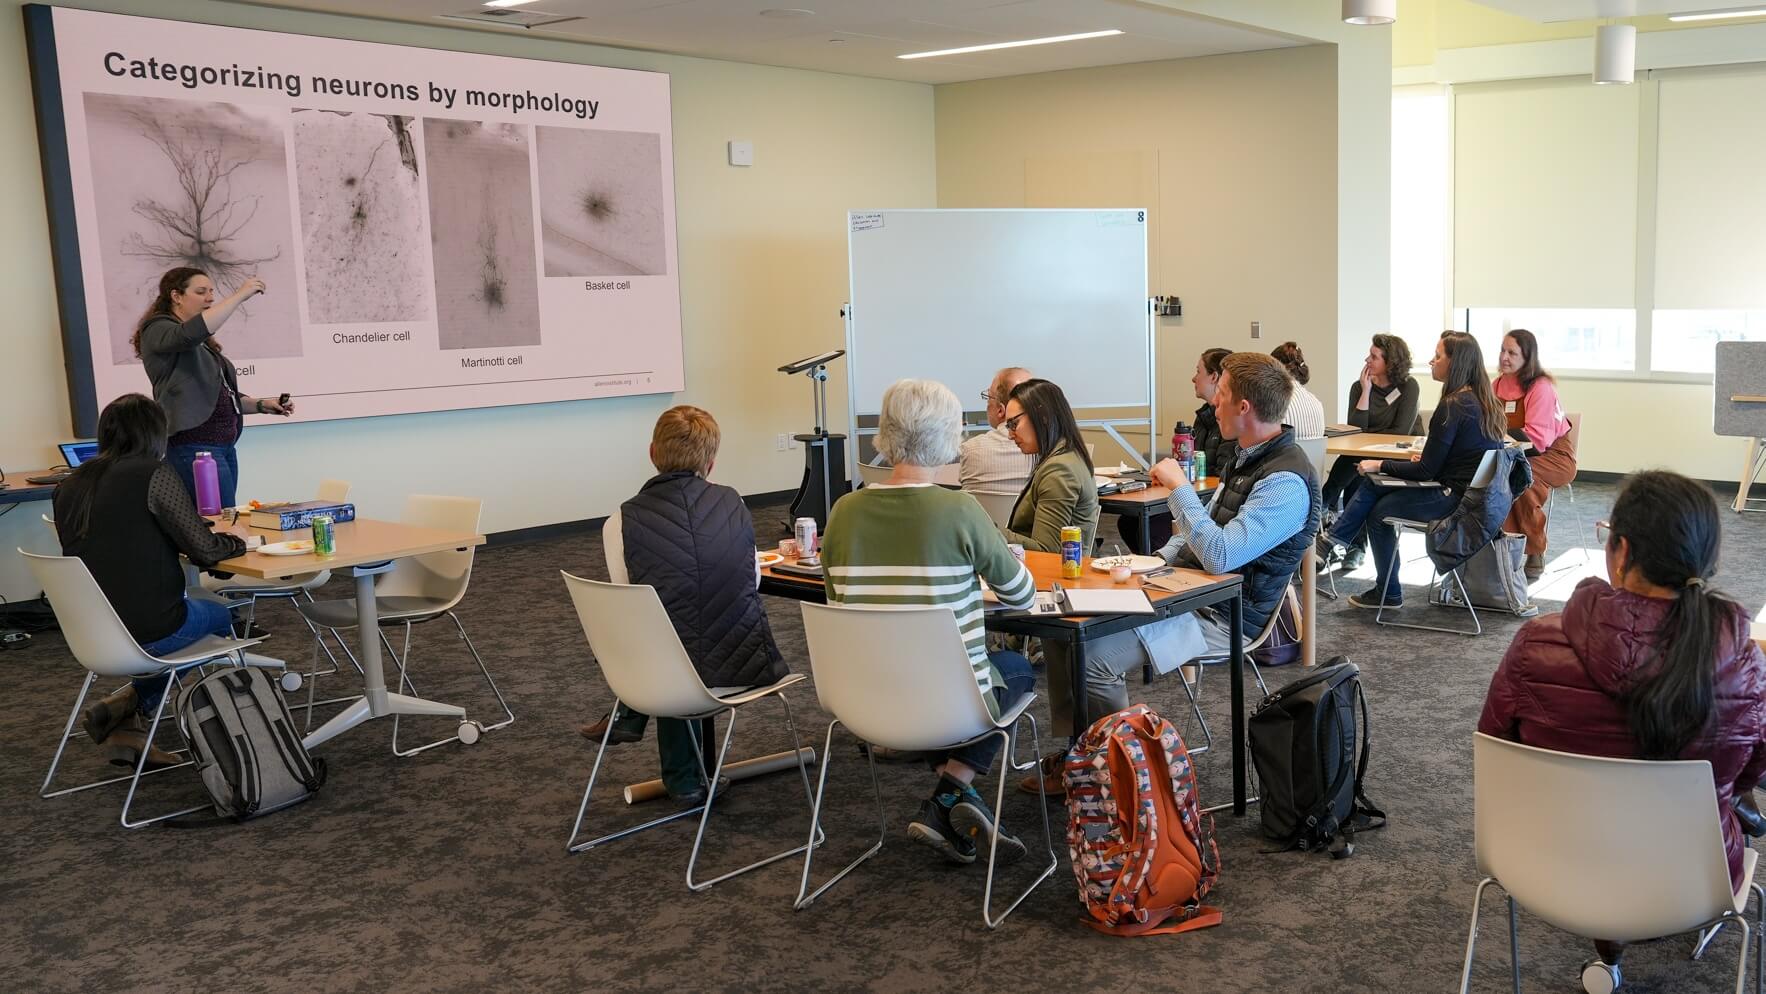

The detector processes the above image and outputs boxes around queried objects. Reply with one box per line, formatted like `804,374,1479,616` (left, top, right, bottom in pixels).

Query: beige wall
934,46,1340,448
0,0,934,597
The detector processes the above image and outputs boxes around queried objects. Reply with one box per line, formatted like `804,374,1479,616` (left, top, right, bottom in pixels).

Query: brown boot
1018,752,1067,797
1524,553,1545,580
82,684,138,745
104,717,181,770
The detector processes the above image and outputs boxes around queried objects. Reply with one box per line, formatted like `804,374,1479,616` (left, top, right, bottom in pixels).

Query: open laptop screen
58,441,98,467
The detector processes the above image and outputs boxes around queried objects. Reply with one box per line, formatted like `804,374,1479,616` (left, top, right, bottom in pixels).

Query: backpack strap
214,671,264,818
1297,687,1356,851
1086,904,1223,937
1327,681,1389,859
238,668,326,792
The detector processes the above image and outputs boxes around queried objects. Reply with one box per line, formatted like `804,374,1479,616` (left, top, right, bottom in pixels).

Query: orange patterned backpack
1064,704,1222,936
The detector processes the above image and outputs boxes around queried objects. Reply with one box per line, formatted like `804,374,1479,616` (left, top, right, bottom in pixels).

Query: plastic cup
1111,562,1133,584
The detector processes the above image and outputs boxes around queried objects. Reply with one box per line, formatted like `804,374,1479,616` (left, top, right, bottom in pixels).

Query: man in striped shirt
957,366,1036,495
823,378,1039,866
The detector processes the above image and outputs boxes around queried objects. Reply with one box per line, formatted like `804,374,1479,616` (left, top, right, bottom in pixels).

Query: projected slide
25,6,684,432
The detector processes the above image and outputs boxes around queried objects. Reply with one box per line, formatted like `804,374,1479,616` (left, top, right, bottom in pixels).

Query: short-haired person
1270,341,1326,440
1479,471,1766,976
820,379,1039,864
134,267,295,509
1318,332,1504,610
1024,353,1321,793
1494,329,1577,579
999,378,1099,553
579,405,789,807
958,366,1036,496
56,394,252,769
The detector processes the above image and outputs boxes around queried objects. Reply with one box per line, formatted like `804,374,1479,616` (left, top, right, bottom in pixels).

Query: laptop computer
27,441,98,485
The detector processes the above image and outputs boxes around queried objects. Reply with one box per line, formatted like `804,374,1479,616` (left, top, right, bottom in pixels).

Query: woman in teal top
999,378,1099,553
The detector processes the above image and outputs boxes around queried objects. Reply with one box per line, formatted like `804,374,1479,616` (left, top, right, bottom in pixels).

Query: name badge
1503,401,1518,414
1385,389,1401,405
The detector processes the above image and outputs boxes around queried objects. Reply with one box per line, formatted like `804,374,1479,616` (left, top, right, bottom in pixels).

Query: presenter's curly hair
130,267,210,359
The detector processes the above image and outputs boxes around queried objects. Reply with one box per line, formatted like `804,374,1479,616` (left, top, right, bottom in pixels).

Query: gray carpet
4,482,1764,994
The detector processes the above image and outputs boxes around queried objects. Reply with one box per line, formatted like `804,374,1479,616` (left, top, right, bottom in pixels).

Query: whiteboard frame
843,208,1156,486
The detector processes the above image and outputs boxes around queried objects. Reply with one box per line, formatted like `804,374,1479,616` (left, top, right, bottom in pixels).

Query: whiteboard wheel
280,671,303,693
1581,958,1621,994
457,720,483,746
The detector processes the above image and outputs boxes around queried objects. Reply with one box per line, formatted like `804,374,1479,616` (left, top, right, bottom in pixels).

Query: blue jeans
945,650,1036,774
1328,483,1458,603
166,443,239,509
136,597,236,715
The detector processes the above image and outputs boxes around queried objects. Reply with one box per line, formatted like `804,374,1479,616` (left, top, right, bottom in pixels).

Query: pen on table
1144,566,1174,579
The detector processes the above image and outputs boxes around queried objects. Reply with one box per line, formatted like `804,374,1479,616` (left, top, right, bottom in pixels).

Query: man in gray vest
1025,352,1321,794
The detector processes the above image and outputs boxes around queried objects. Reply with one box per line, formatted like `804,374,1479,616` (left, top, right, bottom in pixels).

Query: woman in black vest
55,394,250,768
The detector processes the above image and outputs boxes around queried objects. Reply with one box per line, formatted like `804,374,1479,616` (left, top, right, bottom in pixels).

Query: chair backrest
317,479,350,503
19,551,165,678
1472,733,1736,942
855,461,891,487
967,490,1019,529
799,602,999,750
1470,447,1503,488
601,515,629,584
1296,436,1328,475
41,513,57,538
1413,408,1432,436
560,572,723,717
1564,412,1582,457
376,495,480,605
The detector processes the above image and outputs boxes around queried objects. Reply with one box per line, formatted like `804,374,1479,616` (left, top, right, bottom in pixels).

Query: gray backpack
1430,532,1539,617
175,667,326,821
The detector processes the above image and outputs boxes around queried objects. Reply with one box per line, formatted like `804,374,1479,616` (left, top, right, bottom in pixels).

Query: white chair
968,490,1019,529
23,551,280,828
1297,435,1328,476
560,572,818,891
1174,583,1295,757
855,461,891,488
297,494,511,756
794,602,1057,929
1373,448,1503,636
1460,733,1764,994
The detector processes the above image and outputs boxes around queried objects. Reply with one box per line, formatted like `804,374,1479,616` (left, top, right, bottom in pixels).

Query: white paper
1060,588,1155,615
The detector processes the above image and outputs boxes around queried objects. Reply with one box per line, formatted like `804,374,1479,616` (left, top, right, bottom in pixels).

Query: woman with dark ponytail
1480,471,1766,976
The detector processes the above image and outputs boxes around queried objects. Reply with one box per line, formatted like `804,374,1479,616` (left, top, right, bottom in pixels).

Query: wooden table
1098,476,1217,556
1325,433,1424,459
760,549,1256,816
0,469,63,506
212,516,486,750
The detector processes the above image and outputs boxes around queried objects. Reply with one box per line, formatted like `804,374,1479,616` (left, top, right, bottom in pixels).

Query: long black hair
1609,470,1737,760
1008,378,1092,473
57,394,169,544
1439,333,1507,442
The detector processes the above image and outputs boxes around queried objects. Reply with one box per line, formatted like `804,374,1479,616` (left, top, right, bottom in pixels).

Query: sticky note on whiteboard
851,213,884,232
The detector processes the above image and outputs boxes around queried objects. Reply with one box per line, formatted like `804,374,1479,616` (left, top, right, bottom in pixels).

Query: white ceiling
238,0,1306,84
1469,1,1766,22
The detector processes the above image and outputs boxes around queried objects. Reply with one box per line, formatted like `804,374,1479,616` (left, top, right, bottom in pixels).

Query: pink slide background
47,7,684,425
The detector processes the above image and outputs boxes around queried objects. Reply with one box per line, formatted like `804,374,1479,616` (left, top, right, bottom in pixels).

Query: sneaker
946,782,1028,865
1314,533,1340,567
1341,545,1366,571
908,797,977,864
1346,590,1402,610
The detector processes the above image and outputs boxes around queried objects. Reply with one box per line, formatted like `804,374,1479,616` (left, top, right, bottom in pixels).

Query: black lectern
779,349,851,532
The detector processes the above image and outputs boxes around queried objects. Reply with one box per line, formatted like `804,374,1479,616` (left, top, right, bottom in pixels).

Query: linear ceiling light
897,29,1123,60
1342,0,1397,25
483,0,540,7
1667,7,1766,20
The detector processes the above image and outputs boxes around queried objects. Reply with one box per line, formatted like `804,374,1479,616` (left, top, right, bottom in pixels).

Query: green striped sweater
821,484,1037,710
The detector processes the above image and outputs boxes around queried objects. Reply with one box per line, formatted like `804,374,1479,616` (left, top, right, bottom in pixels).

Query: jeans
1328,483,1458,603
166,443,239,509
944,650,1036,775
136,596,236,715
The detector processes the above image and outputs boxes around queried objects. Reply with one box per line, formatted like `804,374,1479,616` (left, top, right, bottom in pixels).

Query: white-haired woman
821,378,1039,867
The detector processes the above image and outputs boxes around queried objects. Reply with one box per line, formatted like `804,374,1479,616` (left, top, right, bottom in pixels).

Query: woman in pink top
1494,329,1576,578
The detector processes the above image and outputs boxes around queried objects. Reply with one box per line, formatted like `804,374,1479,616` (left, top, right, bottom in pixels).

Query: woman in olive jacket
998,378,1099,553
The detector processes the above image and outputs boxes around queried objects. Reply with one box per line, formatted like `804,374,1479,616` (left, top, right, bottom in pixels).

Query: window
1390,86,1450,364
1464,308,1637,372
1651,310,1766,374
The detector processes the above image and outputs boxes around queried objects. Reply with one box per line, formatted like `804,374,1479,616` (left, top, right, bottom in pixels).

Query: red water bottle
1172,422,1194,463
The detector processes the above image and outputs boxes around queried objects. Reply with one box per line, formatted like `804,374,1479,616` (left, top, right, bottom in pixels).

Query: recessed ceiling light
897,29,1123,60
483,0,540,7
1667,7,1766,20
758,8,815,17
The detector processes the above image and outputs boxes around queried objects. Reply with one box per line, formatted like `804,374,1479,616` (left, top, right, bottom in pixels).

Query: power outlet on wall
775,433,791,451
1250,321,1262,340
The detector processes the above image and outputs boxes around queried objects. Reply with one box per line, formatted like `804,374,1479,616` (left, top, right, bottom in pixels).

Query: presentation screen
24,5,684,433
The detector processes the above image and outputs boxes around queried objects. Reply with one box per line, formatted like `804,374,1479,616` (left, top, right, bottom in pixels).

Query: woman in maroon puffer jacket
1479,470,1766,976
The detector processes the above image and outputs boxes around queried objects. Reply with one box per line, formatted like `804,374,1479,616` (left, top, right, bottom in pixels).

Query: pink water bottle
192,451,222,515
1172,422,1194,463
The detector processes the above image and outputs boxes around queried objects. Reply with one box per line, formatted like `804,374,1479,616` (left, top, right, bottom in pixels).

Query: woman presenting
132,267,295,507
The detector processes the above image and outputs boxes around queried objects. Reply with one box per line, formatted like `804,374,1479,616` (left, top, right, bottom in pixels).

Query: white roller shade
1452,78,1638,309
1653,68,1766,310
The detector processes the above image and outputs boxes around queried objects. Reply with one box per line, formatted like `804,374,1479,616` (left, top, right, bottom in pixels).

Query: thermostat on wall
728,140,754,167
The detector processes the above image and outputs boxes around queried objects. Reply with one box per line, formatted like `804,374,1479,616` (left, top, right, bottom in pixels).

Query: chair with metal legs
1173,583,1290,756
297,495,512,755
560,572,819,892
23,551,283,828
1460,734,1764,994
1373,449,1503,637
1541,414,1589,573
794,602,1058,929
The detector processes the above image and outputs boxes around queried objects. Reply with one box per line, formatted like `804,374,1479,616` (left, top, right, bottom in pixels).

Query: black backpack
1248,658,1385,858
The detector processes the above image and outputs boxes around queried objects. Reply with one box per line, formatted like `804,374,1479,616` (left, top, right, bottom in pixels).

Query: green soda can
311,514,336,558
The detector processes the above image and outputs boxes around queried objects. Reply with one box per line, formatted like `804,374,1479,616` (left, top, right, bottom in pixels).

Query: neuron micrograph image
83,93,299,363
422,119,541,351
293,110,429,324
535,126,667,277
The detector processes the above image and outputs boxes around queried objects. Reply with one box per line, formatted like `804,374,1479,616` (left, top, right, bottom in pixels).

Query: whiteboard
846,209,1149,415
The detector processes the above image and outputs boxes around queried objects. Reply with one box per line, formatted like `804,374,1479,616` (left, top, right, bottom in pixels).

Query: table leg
1230,593,1246,816
1069,634,1088,745
1301,546,1317,668
1136,506,1153,555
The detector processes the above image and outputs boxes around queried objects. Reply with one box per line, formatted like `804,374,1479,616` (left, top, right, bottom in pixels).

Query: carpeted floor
3,482,1764,994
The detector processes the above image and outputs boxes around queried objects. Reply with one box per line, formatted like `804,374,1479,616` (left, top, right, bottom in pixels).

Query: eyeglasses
980,391,994,405
1003,413,1027,433
1595,520,1611,545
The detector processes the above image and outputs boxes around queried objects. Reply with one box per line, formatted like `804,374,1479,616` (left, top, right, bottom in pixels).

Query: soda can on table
1194,451,1207,484
1060,525,1083,579
311,515,336,559
794,517,819,558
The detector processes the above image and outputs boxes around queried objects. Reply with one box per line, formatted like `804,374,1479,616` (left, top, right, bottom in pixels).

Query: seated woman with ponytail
1479,470,1766,975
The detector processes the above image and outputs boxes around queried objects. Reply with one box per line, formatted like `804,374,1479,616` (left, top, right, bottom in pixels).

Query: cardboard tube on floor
623,747,818,805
